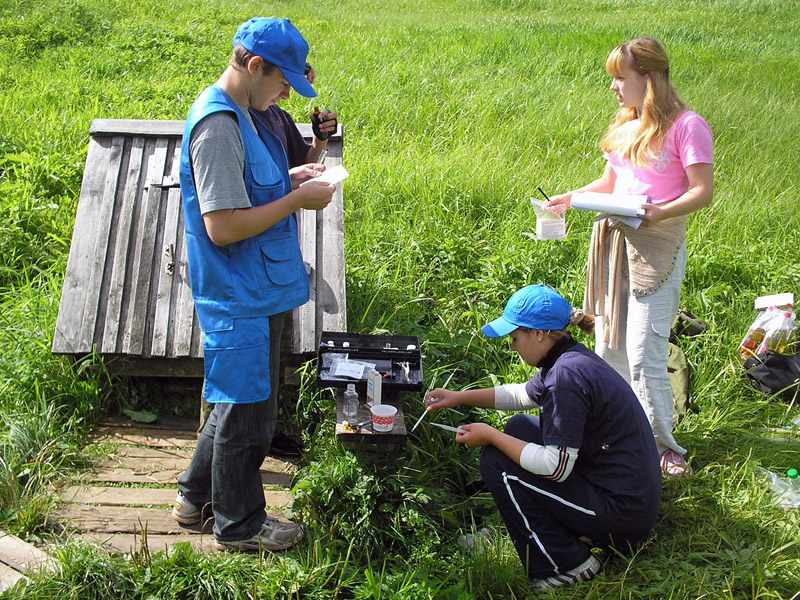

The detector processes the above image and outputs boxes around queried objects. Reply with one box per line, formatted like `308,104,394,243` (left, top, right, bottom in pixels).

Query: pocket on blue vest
259,234,303,287
249,160,282,191
203,324,271,403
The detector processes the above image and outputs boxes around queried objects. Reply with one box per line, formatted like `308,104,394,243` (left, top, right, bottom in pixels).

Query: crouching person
425,284,661,591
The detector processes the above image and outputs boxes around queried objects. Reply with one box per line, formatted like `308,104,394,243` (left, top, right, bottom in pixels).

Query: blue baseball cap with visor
233,17,317,98
482,285,572,338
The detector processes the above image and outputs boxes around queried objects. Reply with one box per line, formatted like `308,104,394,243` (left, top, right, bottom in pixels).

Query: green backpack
668,342,691,425
669,309,706,424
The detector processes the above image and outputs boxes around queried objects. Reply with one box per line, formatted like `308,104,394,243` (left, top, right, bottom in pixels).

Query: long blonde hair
599,37,686,167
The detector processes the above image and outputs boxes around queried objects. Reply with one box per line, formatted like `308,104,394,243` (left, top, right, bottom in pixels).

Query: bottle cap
788,468,799,479
346,383,355,391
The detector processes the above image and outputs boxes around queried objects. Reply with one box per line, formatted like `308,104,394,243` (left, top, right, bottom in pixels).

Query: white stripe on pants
595,242,687,456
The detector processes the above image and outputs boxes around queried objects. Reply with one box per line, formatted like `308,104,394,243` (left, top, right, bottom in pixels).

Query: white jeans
595,242,687,456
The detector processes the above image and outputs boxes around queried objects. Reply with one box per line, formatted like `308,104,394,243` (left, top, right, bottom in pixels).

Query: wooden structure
334,392,408,446
0,531,56,593
53,415,297,554
52,119,346,377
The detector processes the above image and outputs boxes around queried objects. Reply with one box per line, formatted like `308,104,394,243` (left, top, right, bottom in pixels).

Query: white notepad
299,164,350,188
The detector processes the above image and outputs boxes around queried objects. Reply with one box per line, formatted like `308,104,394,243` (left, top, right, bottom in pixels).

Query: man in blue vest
173,17,335,552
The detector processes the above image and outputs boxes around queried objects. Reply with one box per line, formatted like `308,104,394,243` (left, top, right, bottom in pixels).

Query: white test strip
411,410,429,432
430,422,467,434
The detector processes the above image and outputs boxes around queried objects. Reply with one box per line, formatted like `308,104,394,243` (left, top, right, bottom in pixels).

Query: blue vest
179,86,309,332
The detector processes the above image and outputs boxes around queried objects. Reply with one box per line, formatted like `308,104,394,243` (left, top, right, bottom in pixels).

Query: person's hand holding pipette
423,388,460,412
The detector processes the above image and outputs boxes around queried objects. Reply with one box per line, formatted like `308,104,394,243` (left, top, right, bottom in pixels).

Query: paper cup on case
370,404,397,432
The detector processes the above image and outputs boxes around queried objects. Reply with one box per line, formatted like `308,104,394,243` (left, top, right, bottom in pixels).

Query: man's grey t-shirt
189,107,258,214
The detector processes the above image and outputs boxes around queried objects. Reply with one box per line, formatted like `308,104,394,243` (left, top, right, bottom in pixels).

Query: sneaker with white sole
530,554,602,592
213,517,304,552
172,491,202,525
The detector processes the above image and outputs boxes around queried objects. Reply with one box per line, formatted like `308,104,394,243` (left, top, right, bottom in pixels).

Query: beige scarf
584,215,687,348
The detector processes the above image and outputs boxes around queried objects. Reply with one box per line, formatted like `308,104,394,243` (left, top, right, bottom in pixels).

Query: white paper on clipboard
571,192,650,229
299,164,350,188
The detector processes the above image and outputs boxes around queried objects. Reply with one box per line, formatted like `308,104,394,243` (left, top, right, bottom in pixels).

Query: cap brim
481,317,518,338
282,68,316,98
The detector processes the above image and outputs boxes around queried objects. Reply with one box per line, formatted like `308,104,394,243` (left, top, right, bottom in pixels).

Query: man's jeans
178,312,284,541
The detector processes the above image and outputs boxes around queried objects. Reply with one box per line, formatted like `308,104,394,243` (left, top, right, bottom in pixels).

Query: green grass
1,0,800,597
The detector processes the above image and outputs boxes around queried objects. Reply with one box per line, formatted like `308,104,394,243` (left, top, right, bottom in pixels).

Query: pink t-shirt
606,110,713,205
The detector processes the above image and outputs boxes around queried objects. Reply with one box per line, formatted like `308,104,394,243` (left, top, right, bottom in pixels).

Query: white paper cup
370,404,397,432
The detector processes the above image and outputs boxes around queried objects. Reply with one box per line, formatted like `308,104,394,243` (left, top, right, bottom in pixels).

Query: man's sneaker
660,449,693,477
268,432,302,458
172,491,202,525
530,554,602,592
213,517,304,552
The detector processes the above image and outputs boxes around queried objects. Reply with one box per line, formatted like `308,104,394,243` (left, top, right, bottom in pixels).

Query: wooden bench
52,119,346,378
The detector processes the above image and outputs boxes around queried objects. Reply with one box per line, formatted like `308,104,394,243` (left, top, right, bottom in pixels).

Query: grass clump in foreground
1,0,799,598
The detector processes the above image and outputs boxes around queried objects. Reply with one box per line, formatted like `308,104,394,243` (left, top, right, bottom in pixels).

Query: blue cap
482,285,572,338
233,18,317,98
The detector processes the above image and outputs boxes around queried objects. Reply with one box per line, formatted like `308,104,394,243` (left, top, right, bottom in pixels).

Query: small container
531,198,566,240
366,368,382,406
755,465,800,509
370,404,397,432
343,384,359,420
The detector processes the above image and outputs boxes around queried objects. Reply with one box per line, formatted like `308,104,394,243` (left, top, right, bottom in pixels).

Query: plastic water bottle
754,465,800,509
343,384,359,420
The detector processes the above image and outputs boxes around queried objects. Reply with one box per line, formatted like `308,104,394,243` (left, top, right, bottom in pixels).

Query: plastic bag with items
739,306,797,357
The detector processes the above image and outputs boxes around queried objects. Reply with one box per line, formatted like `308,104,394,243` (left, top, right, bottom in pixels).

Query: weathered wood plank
90,119,186,137
89,119,342,141
92,427,199,449
82,136,126,350
79,532,215,554
57,505,288,535
0,562,26,593
318,143,347,337
94,452,295,475
151,145,183,357
0,531,55,575
52,135,123,354
111,446,194,460
89,120,342,141
293,208,318,355
61,486,291,508
97,414,198,432
173,204,197,357
123,137,168,355
100,136,146,353
87,467,292,487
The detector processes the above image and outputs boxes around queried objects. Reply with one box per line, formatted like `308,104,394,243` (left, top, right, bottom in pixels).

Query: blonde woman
544,38,713,476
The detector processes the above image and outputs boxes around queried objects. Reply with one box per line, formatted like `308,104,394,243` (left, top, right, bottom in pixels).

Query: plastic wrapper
757,309,796,354
739,306,797,356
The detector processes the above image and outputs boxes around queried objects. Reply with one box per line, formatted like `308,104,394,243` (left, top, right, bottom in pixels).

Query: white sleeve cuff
493,384,537,411
518,443,579,481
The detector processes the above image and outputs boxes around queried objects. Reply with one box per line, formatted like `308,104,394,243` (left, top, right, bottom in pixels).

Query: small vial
343,384,359,420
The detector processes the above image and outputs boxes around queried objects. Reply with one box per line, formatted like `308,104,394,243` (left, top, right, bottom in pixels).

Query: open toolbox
315,331,423,392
